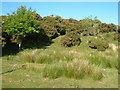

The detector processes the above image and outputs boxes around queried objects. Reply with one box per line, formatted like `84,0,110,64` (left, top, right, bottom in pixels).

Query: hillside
2,34,118,88
1,6,119,88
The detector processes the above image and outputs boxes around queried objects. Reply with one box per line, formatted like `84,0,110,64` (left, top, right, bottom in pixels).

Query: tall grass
63,59,92,79
42,59,103,80
42,63,64,79
82,50,118,68
15,49,74,64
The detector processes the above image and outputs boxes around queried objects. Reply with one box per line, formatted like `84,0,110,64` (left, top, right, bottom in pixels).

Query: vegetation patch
15,49,74,64
61,32,81,47
88,37,109,51
42,59,103,80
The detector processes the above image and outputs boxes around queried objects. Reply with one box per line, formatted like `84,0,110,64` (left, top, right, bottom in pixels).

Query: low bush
61,32,81,47
88,37,109,51
113,33,120,42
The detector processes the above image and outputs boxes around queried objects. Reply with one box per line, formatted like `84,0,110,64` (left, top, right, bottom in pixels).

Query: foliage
113,32,120,42
88,37,109,51
2,6,43,43
79,18,101,36
0,36,6,47
40,16,65,39
100,23,117,33
41,23,58,39
61,32,81,47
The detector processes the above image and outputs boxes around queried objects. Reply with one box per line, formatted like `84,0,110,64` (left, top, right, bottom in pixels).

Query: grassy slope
2,35,118,88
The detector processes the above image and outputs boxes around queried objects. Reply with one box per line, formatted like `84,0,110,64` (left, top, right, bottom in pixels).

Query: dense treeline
0,6,119,51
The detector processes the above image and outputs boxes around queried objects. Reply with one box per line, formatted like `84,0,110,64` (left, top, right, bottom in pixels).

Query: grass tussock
15,49,74,64
42,63,64,79
42,59,103,80
83,50,118,68
91,67,103,80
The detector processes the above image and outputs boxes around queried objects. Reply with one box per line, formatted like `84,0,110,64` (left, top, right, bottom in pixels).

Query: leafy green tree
2,6,43,49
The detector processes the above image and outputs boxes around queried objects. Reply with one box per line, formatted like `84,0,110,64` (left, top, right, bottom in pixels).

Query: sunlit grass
2,34,118,88
42,59,103,80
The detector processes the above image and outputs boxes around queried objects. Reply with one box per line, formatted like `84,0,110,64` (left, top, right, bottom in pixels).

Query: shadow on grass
2,40,54,56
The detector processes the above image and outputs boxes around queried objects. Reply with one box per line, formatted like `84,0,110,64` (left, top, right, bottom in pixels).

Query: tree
2,6,43,49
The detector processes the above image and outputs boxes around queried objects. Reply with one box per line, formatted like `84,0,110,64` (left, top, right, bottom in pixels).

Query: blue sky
2,2,118,25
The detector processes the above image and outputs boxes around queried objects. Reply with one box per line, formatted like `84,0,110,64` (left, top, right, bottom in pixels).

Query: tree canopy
3,6,42,38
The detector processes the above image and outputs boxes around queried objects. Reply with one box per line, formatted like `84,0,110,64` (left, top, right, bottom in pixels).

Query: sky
2,2,118,25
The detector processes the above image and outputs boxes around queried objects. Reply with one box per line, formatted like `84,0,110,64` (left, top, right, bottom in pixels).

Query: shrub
42,24,58,39
61,32,81,47
56,24,66,35
88,37,109,51
113,33,120,42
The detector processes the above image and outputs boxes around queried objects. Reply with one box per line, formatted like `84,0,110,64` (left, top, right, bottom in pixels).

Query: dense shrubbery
113,33,120,42
61,32,81,47
1,6,118,50
42,23,58,39
39,16,66,39
79,18,101,36
100,23,117,33
88,37,109,51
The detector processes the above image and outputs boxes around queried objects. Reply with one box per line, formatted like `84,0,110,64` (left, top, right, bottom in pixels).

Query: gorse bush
100,23,117,33
61,32,81,47
88,37,109,51
113,33,120,42
42,23,58,39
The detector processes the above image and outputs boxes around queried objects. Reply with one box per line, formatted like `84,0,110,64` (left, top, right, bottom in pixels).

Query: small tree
3,6,42,49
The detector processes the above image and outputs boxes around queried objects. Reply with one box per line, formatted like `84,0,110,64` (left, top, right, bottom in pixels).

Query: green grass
2,59,118,88
2,34,119,88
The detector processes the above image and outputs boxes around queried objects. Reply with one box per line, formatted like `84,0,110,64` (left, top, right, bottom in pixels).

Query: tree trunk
17,36,23,50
